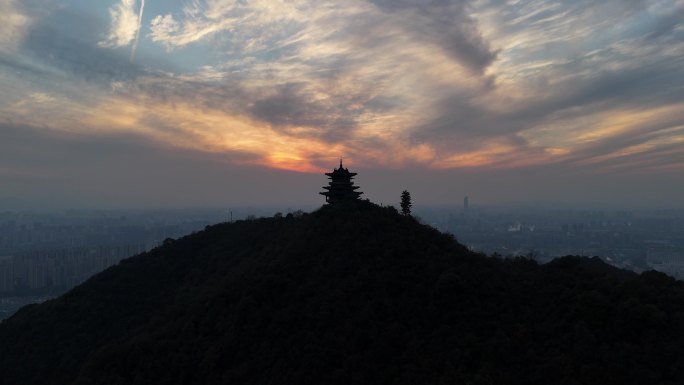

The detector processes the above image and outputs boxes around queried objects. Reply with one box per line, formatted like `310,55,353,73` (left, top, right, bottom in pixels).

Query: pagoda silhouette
320,159,363,204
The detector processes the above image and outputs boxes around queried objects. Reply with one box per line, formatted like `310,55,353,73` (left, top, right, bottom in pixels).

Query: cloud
149,0,312,50
148,0,498,73
138,0,495,160
99,0,141,49
0,0,31,50
16,7,143,87
646,5,684,40
3,0,684,180
2,0,684,207
369,0,498,73
149,14,180,48
530,104,684,172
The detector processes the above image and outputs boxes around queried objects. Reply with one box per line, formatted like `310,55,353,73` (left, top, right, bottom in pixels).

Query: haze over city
1,0,683,209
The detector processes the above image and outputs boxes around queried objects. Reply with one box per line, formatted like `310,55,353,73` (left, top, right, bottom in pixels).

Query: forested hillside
1,201,683,385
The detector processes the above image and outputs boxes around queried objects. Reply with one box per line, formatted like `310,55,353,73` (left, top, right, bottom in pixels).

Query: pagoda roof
325,159,357,177
325,170,357,177
322,185,360,190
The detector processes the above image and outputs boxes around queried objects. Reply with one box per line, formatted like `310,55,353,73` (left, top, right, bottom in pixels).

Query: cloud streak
130,0,145,62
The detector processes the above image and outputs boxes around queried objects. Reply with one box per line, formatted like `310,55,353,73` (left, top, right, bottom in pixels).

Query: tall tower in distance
463,196,469,214
320,159,363,204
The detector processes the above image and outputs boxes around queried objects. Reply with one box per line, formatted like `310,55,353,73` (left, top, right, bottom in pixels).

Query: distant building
464,196,469,213
320,159,363,204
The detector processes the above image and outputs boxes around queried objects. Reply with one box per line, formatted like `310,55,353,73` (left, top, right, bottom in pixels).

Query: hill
1,201,684,384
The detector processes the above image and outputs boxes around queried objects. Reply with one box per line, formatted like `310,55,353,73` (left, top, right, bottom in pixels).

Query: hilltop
1,201,683,384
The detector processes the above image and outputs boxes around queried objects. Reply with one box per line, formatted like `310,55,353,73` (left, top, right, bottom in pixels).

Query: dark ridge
1,201,683,385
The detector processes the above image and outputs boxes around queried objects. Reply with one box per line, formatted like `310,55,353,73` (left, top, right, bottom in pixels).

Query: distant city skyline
1,0,683,209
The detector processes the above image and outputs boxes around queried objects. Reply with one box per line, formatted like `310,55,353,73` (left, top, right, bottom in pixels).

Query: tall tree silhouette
400,190,412,216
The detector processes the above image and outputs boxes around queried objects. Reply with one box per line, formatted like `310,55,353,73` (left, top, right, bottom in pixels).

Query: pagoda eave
325,172,358,177
320,160,363,204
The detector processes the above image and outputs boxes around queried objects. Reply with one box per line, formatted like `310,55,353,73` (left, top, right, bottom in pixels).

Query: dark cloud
414,39,684,149
19,7,143,85
646,6,684,40
557,116,684,171
248,82,361,140
124,73,365,144
369,0,497,73
250,84,317,127
516,57,684,120
0,54,54,79
569,144,684,175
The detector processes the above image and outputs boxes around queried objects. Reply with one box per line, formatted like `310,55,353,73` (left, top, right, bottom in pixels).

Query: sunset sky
1,0,683,209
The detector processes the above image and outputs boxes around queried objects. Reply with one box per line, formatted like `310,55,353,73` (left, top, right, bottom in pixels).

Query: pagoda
320,159,363,204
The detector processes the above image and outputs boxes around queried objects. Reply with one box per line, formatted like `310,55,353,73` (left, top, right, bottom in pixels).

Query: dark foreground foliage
1,201,684,385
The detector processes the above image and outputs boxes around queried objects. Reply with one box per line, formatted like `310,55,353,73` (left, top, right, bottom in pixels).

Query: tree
400,190,412,216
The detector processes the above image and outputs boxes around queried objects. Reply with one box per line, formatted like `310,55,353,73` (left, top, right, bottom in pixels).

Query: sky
0,0,683,209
